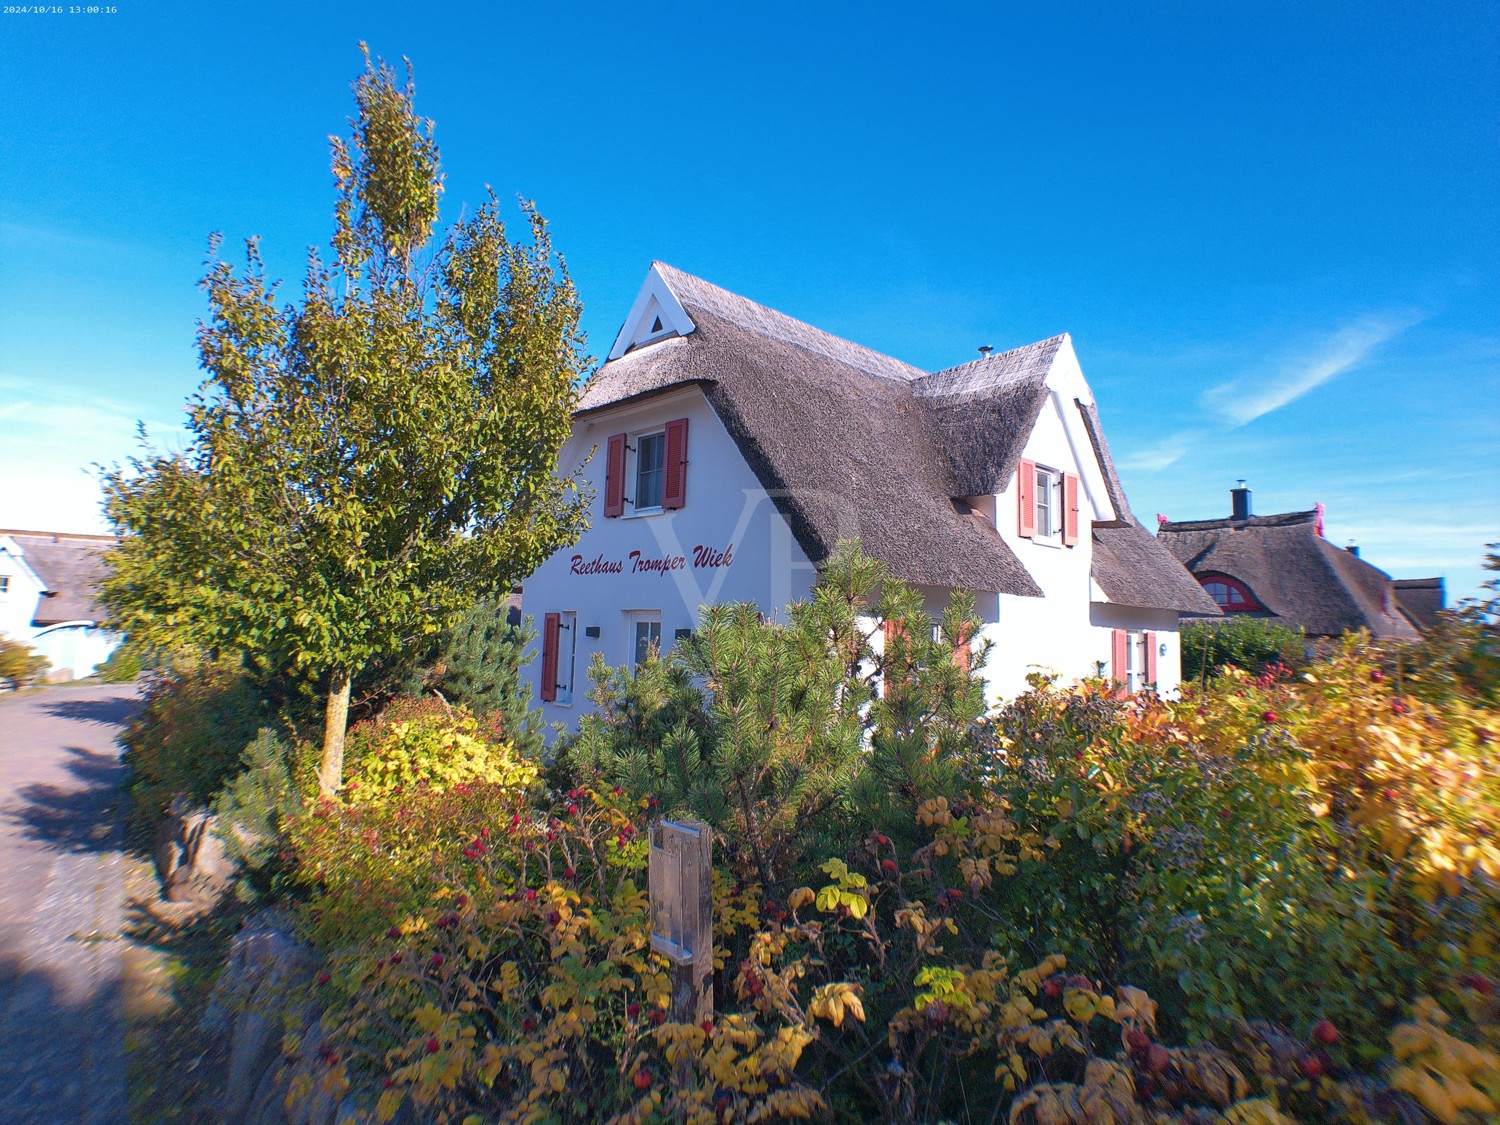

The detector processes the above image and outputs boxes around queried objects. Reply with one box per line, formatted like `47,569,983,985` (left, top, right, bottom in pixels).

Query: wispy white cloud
1201,312,1424,427
1118,431,1197,474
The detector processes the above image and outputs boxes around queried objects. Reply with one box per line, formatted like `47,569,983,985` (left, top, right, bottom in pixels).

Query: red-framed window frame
1198,573,1262,613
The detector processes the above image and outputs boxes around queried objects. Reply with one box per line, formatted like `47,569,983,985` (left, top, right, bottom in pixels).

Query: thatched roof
915,339,1061,498
1156,511,1423,639
0,531,115,626
1393,578,1446,633
581,290,1042,594
1091,521,1222,614
579,264,1204,611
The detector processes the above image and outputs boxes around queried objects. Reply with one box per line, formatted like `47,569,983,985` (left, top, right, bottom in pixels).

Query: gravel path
0,681,138,1124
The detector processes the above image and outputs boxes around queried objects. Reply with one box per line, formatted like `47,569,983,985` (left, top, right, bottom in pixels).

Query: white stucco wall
28,623,123,680
521,385,818,729
0,540,45,646
978,339,1184,701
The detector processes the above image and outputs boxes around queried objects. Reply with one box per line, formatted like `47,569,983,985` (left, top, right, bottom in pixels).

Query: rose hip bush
342,697,536,803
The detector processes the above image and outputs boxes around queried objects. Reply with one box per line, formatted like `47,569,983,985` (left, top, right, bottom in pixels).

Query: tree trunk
318,668,353,798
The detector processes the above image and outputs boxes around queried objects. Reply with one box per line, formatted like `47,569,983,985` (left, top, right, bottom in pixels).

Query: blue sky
1,0,1496,599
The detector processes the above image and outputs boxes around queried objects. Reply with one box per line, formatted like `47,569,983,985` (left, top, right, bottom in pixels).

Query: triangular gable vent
607,263,698,360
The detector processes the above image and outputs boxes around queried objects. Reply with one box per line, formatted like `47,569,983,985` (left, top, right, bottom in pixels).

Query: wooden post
649,820,713,1028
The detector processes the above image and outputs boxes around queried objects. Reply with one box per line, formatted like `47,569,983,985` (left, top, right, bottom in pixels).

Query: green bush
342,697,537,804
213,728,308,900
97,642,145,683
559,541,983,889
121,660,274,836
0,636,47,685
1181,615,1304,681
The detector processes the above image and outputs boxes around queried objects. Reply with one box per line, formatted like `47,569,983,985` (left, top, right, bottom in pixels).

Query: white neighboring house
0,530,123,680
520,264,1217,728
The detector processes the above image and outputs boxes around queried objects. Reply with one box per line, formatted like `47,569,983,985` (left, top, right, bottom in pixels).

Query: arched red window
1198,574,1262,612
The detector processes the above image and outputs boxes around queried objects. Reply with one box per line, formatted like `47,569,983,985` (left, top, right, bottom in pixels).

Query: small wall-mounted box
584,626,601,639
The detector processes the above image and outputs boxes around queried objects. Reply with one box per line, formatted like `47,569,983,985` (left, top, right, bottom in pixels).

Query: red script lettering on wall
567,544,737,578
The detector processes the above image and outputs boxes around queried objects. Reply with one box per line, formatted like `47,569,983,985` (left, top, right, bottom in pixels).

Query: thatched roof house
0,530,122,679
522,262,1217,721
1156,488,1443,639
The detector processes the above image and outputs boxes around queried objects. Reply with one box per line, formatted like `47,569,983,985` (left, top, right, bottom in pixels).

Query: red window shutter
882,618,906,697
1145,631,1158,688
1017,459,1036,538
540,613,560,702
1063,472,1080,546
953,622,973,674
662,418,689,510
1111,629,1129,698
603,434,627,518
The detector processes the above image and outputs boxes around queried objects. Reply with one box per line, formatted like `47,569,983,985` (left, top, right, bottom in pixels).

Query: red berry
564,867,577,880
1392,699,1410,715
567,803,578,816
425,1036,440,1054
700,1020,714,1034
1312,1019,1339,1045
649,1009,665,1025
547,911,561,926
648,797,659,808
521,1016,536,1033
1464,974,1494,995
1262,711,1277,723
1042,977,1063,1000
633,1068,652,1089
1147,1044,1171,1075
626,1002,641,1018
429,954,444,969
387,927,400,940
383,1077,395,1089
316,971,330,985
568,788,582,801
1371,669,1384,682
881,859,899,875
1126,1029,1151,1055
1298,1051,1326,1079
873,833,889,847
525,888,537,902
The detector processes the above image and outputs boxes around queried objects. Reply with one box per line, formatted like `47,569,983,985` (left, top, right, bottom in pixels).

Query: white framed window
632,430,666,513
1034,464,1064,541
555,611,578,706
627,611,662,666
0,574,9,596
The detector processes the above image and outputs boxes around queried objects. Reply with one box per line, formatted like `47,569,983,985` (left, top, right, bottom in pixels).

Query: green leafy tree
101,49,589,795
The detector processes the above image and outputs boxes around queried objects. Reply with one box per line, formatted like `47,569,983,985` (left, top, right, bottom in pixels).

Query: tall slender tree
102,48,590,795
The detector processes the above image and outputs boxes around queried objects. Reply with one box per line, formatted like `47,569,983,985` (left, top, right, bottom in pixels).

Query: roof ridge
652,262,927,383
1159,510,1319,532
0,529,118,542
921,334,1067,384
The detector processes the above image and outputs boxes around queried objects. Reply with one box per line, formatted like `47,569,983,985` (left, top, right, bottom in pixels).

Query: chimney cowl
1230,480,1252,522
1346,541,1360,558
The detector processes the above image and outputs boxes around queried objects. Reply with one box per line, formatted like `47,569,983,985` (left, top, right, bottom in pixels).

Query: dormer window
1199,574,1261,612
